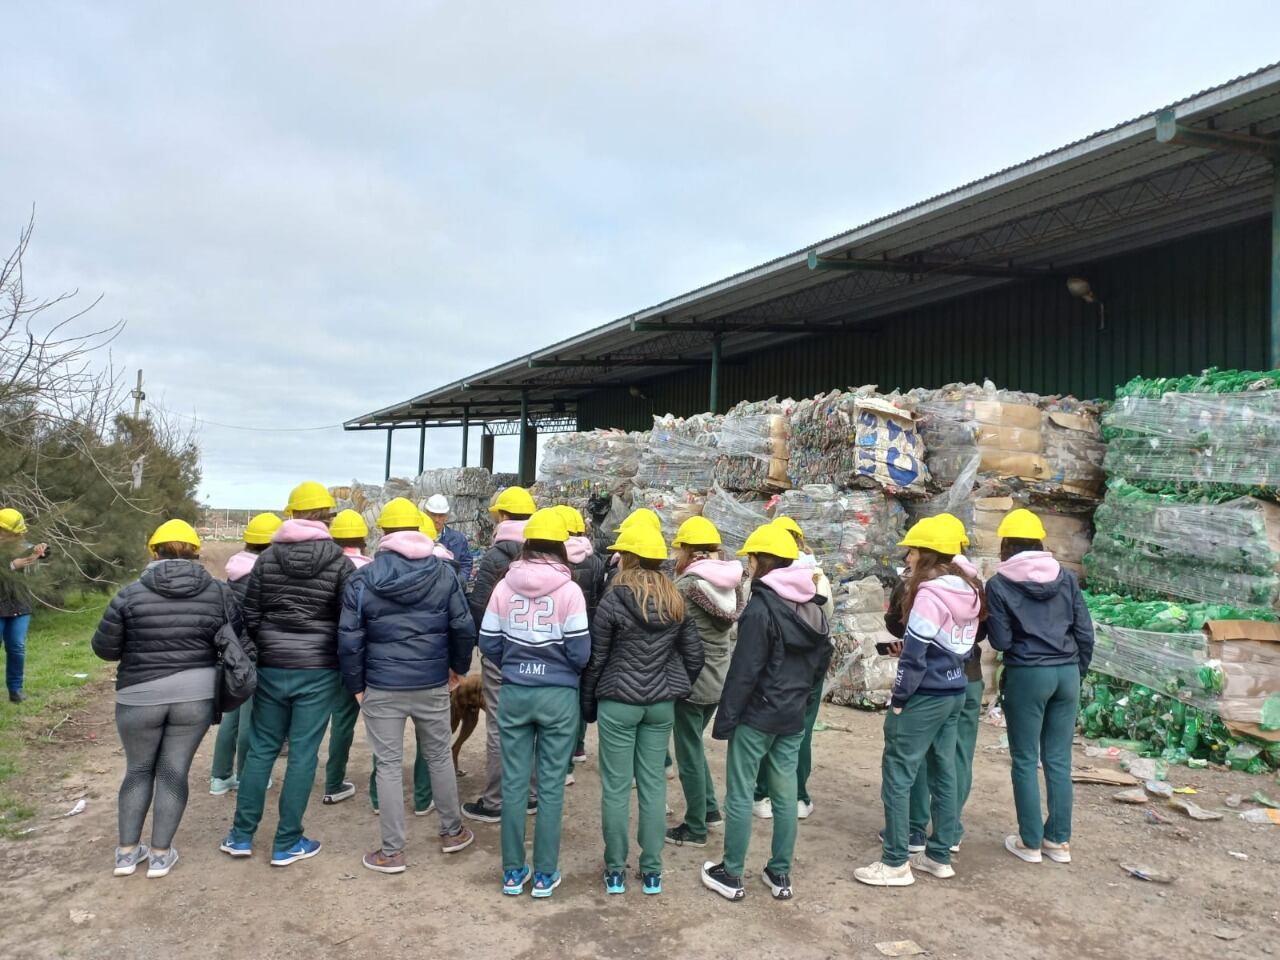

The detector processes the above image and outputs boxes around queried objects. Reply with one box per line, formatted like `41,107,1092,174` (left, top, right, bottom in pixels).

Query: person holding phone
0,508,46,704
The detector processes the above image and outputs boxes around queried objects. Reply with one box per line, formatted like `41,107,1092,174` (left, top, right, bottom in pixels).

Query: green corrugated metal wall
577,219,1270,431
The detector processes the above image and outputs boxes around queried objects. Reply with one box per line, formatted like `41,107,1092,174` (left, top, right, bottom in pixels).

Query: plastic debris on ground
1121,863,1176,883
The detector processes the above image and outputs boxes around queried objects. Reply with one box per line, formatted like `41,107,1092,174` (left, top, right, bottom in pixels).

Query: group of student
89,477,1094,899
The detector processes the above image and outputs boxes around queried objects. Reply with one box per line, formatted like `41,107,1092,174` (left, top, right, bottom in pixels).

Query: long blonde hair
613,554,685,623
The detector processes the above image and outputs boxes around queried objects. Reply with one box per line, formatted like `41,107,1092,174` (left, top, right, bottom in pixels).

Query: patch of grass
0,593,110,838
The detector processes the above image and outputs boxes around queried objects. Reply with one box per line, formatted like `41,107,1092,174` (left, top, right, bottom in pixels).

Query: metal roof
347,63,1280,429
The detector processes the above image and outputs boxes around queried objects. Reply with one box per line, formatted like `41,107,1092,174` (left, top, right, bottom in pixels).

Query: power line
146,403,346,434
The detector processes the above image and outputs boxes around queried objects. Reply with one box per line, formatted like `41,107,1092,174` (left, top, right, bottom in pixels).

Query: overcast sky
3,3,1278,507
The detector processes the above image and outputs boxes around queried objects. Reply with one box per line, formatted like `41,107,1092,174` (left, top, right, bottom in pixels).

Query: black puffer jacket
93,560,245,690
469,539,522,630
713,580,832,740
580,584,704,722
571,554,607,621
242,535,350,670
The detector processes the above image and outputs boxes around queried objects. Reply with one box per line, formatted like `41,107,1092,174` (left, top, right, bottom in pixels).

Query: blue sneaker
641,871,662,895
531,870,562,898
877,828,927,854
503,865,531,896
604,870,626,895
271,837,321,867
219,833,252,858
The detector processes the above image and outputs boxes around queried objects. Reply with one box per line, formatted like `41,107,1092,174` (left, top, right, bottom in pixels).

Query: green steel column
709,332,722,414
461,405,470,467
384,429,393,481
1273,164,1280,370
518,391,530,485
417,423,426,475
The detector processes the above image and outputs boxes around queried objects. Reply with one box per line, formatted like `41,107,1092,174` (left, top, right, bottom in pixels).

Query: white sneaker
752,798,773,820
413,801,436,817
1043,840,1072,864
908,852,955,879
854,860,915,887
797,800,814,820
1005,835,1043,863
209,776,237,797
565,772,576,786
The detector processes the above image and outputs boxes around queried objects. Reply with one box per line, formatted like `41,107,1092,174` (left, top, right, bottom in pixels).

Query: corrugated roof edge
348,61,1280,426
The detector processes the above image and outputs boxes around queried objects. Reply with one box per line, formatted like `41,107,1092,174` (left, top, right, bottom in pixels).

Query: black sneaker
701,861,744,901
705,810,723,830
665,824,708,848
877,828,927,854
762,866,793,900
462,799,502,824
526,796,538,816
8,691,24,704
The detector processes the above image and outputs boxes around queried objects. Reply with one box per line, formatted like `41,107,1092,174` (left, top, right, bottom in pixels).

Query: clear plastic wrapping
634,414,721,491
1085,481,1280,610
787,389,928,496
713,399,791,492
628,486,706,542
537,429,642,496
825,577,898,708
1102,391,1280,496
774,486,907,581
700,482,771,554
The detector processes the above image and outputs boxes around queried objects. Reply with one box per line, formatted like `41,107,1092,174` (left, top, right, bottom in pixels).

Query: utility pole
131,370,146,419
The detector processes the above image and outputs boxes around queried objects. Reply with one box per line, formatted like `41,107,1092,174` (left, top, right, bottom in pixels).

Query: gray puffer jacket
675,558,745,705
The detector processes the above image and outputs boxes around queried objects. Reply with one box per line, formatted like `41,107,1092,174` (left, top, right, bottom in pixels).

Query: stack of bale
713,398,793,493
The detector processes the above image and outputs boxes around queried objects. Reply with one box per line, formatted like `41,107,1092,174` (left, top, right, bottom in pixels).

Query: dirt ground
2,680,1278,960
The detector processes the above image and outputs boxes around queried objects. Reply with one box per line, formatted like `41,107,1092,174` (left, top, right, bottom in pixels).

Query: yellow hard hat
738,522,799,559
997,508,1048,541
898,516,963,555
285,481,337,516
378,497,422,531
418,511,439,539
524,507,569,543
0,508,27,535
148,519,201,550
772,515,804,540
608,524,668,561
331,509,369,541
244,512,283,545
616,508,661,534
934,512,971,549
490,486,537,516
672,515,721,548
553,504,587,535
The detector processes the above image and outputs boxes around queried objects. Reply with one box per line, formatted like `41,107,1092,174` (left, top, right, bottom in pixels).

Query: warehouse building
347,64,1280,483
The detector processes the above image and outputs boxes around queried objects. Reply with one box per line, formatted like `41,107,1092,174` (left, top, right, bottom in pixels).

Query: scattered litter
1072,767,1138,786
1171,787,1198,795
1125,758,1164,782
812,721,832,733
1168,798,1223,821
1228,851,1249,860
1214,929,1245,942
13,826,37,836
1239,808,1280,825
874,942,926,958
1226,794,1244,808
62,799,86,818
1144,781,1173,798
1085,746,1128,760
1121,863,1175,883
66,673,89,680
338,872,358,881
1146,807,1173,825
1113,789,1148,804
1251,791,1279,809
984,734,1009,752
983,706,1006,728
69,909,94,925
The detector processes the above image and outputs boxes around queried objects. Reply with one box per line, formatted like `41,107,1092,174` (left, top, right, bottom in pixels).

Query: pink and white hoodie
566,535,594,565
224,550,259,584
342,546,372,569
891,569,982,706
478,559,589,688
273,518,334,544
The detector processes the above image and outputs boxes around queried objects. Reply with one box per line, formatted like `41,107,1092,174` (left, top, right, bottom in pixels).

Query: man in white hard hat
425,495,472,581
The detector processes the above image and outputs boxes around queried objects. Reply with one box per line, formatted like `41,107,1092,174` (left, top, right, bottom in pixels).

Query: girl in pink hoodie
855,517,984,889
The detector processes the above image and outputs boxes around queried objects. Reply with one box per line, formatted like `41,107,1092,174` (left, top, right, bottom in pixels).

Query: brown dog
450,671,486,776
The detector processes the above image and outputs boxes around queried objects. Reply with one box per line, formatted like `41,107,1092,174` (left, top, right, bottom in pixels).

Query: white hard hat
425,494,450,514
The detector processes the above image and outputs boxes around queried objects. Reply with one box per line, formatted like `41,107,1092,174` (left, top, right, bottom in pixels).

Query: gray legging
116,700,213,849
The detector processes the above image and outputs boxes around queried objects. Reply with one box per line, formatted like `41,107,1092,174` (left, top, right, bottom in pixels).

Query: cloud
2,2,1278,505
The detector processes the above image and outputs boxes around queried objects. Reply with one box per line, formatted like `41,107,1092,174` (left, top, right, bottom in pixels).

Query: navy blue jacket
437,525,473,581
986,562,1094,675
337,551,477,693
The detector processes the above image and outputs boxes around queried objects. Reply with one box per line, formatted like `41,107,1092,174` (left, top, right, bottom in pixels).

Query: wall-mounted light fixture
1067,276,1105,330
